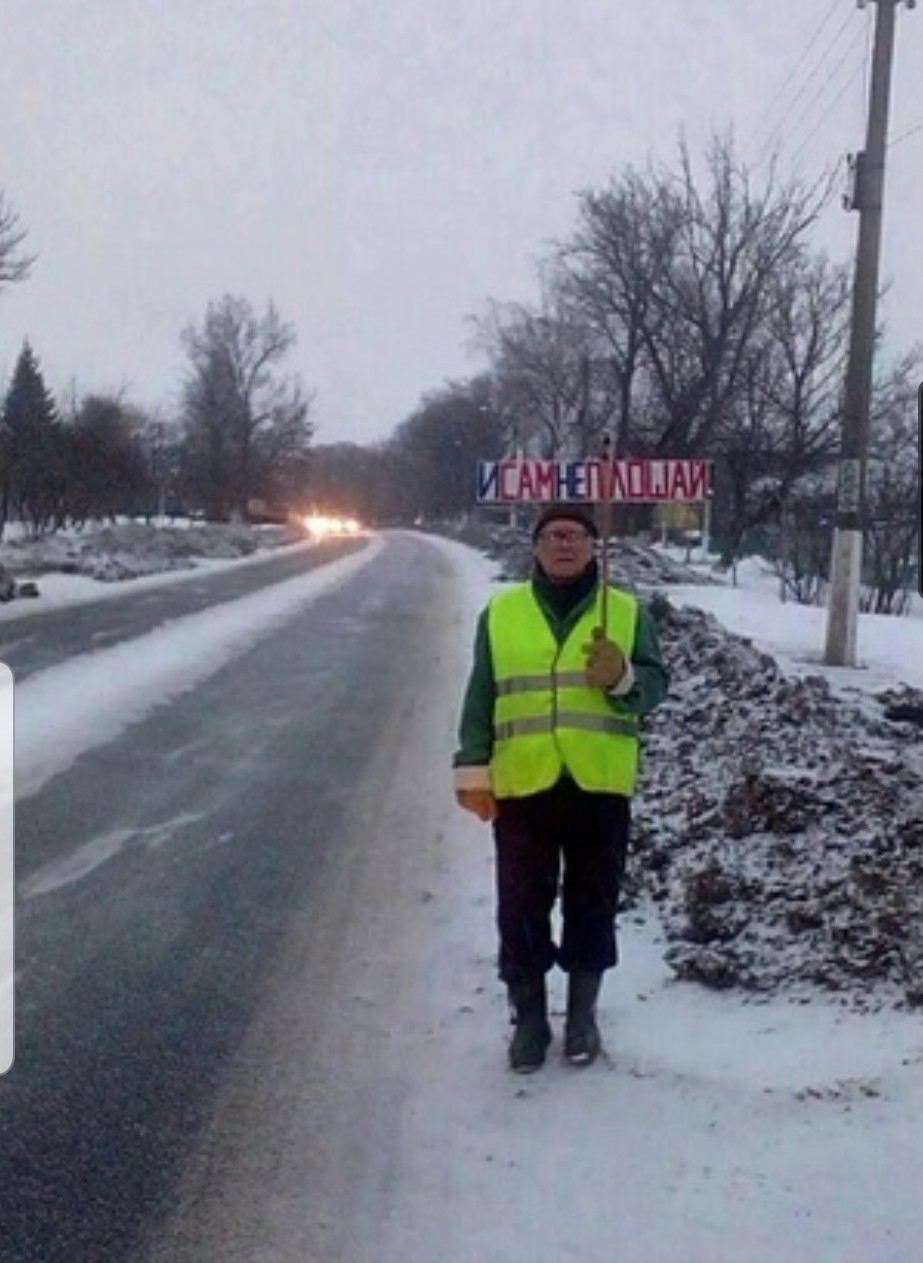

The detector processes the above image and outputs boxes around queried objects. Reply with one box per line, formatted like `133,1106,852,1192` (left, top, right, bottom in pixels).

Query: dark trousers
492,776,630,985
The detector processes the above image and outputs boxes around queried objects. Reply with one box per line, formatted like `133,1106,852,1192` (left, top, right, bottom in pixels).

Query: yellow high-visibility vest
488,583,640,798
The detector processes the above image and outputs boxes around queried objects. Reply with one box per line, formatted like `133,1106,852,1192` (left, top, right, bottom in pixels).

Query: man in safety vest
453,502,669,1072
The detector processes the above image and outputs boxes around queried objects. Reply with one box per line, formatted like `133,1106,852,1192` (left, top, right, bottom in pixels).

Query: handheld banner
477,457,711,504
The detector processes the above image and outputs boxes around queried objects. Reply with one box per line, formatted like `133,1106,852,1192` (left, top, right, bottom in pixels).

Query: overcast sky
0,1,920,447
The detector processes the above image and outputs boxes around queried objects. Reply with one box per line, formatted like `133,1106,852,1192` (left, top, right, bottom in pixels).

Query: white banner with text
477,457,711,503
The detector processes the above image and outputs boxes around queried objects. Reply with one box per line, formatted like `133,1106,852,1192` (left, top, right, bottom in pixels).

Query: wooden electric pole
824,0,914,666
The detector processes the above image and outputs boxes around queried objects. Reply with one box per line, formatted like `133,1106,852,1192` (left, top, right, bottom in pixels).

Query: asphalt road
1,531,459,1262
0,535,365,683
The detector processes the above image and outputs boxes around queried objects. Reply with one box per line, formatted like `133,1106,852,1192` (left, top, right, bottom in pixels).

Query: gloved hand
582,626,627,690
455,788,498,822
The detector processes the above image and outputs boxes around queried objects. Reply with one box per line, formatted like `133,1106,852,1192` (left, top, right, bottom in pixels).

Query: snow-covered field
5,524,923,1261
667,551,923,694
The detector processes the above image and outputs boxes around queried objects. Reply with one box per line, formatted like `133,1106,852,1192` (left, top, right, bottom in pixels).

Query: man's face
534,519,596,581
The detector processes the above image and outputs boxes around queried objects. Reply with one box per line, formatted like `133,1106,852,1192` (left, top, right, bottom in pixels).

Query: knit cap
531,501,599,541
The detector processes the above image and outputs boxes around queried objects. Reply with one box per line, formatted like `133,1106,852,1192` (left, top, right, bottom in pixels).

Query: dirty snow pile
632,594,923,1012
0,520,304,596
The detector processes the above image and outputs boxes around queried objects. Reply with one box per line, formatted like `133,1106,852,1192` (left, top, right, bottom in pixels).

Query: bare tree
559,168,675,456
761,348,920,608
557,133,834,463
473,273,606,459
646,136,833,456
180,295,312,520
63,394,149,526
766,470,837,605
0,193,35,291
386,376,505,522
861,351,921,614
138,412,184,521
711,254,852,564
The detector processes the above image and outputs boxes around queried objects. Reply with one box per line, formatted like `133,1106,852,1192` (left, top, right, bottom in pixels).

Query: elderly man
453,502,669,1072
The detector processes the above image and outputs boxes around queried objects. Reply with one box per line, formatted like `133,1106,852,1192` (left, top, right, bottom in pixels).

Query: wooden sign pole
597,433,613,636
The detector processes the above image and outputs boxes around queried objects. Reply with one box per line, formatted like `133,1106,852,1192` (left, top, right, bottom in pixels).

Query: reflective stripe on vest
487,583,640,798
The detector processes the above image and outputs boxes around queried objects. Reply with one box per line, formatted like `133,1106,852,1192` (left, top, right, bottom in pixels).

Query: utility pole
824,0,914,666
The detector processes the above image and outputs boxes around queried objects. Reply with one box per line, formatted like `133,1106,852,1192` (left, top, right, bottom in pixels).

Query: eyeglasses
537,528,592,545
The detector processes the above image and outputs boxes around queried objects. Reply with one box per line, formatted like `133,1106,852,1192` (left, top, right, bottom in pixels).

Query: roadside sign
477,453,713,638
477,457,711,504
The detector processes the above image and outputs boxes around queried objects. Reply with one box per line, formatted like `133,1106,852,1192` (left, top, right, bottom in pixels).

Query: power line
786,32,870,169
788,80,862,171
754,5,863,165
756,0,844,127
764,16,867,160
861,2,874,126
888,116,923,147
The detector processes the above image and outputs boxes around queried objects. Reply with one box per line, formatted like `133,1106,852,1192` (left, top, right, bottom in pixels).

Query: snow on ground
6,524,923,1260
397,535,923,1263
664,550,923,695
0,519,315,618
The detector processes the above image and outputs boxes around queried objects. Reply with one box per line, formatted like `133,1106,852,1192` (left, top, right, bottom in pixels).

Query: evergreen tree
1,341,61,534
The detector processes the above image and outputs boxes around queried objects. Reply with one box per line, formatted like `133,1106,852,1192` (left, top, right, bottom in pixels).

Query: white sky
5,531,923,1256
0,1,920,447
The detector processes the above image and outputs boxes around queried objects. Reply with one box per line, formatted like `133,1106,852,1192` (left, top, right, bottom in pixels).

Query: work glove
455,788,498,823
582,626,627,691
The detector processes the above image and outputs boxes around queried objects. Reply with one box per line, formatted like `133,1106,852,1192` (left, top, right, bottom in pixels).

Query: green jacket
454,568,669,773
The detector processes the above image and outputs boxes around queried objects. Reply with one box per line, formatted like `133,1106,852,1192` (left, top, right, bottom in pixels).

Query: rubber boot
507,977,552,1073
564,971,603,1066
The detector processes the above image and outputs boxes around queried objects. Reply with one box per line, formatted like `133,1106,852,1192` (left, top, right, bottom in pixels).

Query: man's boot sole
564,1023,601,1066
511,1059,546,1074
565,1049,599,1067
